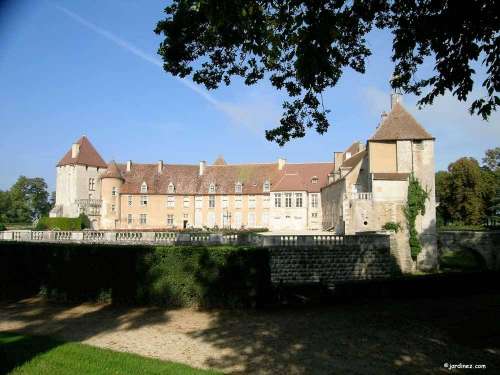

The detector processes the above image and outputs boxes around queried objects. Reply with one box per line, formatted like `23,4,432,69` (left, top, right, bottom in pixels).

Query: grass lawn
0,331,219,375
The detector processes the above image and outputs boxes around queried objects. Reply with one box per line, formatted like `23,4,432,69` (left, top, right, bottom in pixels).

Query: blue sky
0,0,498,191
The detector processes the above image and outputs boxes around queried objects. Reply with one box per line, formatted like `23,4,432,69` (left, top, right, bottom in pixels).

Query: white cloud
51,3,280,134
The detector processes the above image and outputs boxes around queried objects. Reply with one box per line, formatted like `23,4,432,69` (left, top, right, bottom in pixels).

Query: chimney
158,160,164,174
390,93,401,109
71,143,80,158
344,152,351,160
126,160,132,172
334,152,343,171
278,157,286,170
199,160,206,176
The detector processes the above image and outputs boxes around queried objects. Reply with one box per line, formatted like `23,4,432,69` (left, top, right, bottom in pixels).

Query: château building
50,93,437,266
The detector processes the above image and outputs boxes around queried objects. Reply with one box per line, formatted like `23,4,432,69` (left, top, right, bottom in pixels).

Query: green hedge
35,215,90,231
0,242,272,308
0,223,5,231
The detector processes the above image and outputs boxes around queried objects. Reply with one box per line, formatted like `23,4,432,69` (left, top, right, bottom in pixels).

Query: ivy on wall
404,174,429,260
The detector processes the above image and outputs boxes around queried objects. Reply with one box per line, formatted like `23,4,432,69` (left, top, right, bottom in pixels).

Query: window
311,212,318,218
112,186,117,196
248,212,256,227
140,182,148,193
263,196,270,208
128,195,132,207
183,196,190,208
235,182,242,194
208,183,216,193
88,178,95,191
311,194,319,208
263,180,270,192
274,193,281,208
167,195,175,208
195,196,203,208
311,176,319,184
209,195,216,208
127,214,132,224
111,204,116,212
248,195,256,209
167,214,174,226
262,211,269,226
140,195,148,206
140,214,147,225
235,196,242,208
207,211,216,227
414,140,424,150
168,182,175,194
222,195,228,208
234,212,242,228
285,193,292,208
295,193,303,208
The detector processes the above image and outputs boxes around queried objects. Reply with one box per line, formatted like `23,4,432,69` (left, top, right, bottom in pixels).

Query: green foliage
0,223,5,231
0,242,272,308
439,250,486,272
382,221,402,232
0,332,219,375
404,174,428,261
156,1,499,144
482,147,500,171
35,217,84,231
0,176,51,224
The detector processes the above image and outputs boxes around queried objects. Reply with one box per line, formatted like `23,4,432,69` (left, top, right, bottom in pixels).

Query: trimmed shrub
0,242,272,308
36,217,84,231
0,223,5,231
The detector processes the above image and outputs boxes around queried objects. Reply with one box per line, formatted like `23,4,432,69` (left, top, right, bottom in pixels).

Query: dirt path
1,296,499,374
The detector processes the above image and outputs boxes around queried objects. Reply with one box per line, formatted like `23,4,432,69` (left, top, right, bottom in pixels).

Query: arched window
235,182,242,194
168,182,175,194
140,181,148,193
263,180,270,193
208,182,216,194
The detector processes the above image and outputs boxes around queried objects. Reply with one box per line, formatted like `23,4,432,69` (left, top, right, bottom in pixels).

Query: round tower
100,161,124,229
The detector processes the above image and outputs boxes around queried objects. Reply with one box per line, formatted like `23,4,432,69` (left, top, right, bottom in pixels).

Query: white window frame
248,195,256,209
235,195,242,209
112,186,117,196
209,195,216,208
140,195,148,206
140,214,147,225
168,182,175,194
295,193,303,208
127,214,132,224
208,183,216,194
248,212,256,227
111,204,116,212
128,195,132,207
285,193,292,208
195,196,203,208
88,178,95,191
235,182,242,194
274,193,281,208
140,182,148,193
311,193,319,208
222,195,228,208
167,214,174,226
183,196,190,208
167,195,175,208
263,180,270,193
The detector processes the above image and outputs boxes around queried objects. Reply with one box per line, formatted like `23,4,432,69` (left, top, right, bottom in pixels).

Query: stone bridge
438,231,500,270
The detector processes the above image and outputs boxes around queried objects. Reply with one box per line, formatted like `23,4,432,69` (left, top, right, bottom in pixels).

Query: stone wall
438,231,500,270
269,234,401,287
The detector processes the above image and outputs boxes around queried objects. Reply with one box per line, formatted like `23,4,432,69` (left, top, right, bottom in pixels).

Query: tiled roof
345,142,363,156
372,172,410,181
115,161,334,195
102,161,123,179
342,150,367,169
370,103,434,141
213,155,227,165
57,136,107,168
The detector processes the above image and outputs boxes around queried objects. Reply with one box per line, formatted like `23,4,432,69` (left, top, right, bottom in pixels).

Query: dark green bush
382,222,402,233
0,242,272,308
0,223,5,231
36,216,85,231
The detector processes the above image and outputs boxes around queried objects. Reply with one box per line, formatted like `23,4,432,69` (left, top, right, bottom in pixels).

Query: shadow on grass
0,332,61,375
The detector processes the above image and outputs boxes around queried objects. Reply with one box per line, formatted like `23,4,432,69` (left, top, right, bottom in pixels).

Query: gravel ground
1,295,499,374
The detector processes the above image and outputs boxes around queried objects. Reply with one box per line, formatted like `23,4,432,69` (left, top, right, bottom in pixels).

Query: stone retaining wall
269,234,401,287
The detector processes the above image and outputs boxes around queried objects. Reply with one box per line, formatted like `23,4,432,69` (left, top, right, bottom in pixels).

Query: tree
435,170,452,226
8,176,51,223
156,0,499,145
482,147,500,171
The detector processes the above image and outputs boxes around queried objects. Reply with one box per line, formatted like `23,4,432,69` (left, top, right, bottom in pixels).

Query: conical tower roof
57,136,107,168
101,161,123,180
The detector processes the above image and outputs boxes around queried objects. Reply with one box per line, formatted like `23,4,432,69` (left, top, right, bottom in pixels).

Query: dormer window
311,176,319,184
208,182,216,194
263,180,270,193
168,182,175,194
140,182,148,193
235,182,242,194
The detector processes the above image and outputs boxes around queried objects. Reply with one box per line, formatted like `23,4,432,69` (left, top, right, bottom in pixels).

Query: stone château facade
50,93,437,268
